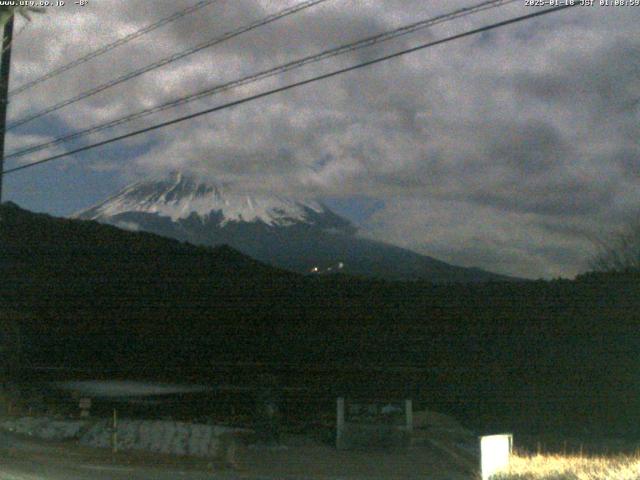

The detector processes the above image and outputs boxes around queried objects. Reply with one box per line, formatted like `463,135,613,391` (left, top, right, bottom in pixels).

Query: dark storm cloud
614,148,640,177
467,178,616,217
7,1,640,278
486,120,566,175
511,38,640,115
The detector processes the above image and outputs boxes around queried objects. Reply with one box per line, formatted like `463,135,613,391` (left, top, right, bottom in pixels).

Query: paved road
0,431,472,480
0,459,251,480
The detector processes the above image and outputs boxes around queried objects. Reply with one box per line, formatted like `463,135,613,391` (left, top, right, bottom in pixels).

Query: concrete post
405,399,413,433
336,397,345,449
112,408,118,454
0,15,13,203
255,376,282,444
79,397,91,418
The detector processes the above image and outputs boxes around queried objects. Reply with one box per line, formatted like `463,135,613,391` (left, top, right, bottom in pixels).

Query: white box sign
480,433,513,480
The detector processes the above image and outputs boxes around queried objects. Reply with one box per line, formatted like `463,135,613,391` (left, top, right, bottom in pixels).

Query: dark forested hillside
1,202,639,435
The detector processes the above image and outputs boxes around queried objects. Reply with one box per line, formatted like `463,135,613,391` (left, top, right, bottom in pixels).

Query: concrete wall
0,415,249,459
80,418,247,457
338,423,412,450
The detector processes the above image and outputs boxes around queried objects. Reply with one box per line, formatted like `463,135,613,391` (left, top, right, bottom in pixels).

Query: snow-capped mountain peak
73,171,513,282
78,171,328,227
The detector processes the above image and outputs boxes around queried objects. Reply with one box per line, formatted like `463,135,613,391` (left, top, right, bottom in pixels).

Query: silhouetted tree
590,218,640,272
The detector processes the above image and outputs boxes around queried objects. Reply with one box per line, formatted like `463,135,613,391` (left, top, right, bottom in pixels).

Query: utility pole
0,13,13,203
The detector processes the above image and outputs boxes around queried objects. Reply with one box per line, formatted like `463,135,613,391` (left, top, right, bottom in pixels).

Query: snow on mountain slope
79,171,326,227
75,171,515,282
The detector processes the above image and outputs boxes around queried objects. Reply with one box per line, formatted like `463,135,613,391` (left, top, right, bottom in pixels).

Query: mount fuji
76,171,514,282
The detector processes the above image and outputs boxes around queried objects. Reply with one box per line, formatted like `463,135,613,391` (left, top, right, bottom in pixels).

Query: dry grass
492,452,640,480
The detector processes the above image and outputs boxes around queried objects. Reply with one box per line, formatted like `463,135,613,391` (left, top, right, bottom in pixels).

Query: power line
4,0,330,132
8,0,218,97
2,5,578,177
5,0,518,162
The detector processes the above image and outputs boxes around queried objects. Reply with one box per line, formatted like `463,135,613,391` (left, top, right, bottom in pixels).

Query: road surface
0,430,473,479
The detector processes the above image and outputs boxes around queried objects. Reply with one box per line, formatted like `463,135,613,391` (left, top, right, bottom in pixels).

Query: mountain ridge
75,171,518,283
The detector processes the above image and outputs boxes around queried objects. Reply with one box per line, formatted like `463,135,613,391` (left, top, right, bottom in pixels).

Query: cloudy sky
3,0,639,279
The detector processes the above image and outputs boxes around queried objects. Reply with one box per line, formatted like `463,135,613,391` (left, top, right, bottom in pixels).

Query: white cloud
6,0,639,278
